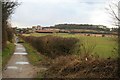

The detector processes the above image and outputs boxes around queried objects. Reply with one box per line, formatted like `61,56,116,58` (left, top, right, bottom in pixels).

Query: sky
10,0,118,28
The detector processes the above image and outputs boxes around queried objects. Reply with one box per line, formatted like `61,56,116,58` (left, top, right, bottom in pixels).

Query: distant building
37,25,42,30
36,30,54,33
32,26,36,32
99,25,107,29
32,25,42,32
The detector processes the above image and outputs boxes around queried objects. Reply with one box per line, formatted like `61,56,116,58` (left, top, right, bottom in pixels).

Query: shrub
7,27,14,43
102,34,105,37
22,35,79,58
77,40,96,61
43,55,118,78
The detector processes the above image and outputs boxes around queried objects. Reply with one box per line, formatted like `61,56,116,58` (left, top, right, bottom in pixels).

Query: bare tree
107,1,120,78
106,1,120,30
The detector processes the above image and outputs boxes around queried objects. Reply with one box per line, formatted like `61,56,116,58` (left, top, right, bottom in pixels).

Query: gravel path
2,43,40,78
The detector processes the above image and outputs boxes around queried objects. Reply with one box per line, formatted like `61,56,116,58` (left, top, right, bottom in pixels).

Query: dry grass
43,55,118,78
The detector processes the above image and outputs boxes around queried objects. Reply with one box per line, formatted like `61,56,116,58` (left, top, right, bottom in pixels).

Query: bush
22,35,79,58
102,34,105,37
6,27,14,43
43,55,118,78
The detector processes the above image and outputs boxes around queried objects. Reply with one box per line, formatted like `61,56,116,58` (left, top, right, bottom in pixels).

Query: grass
23,33,118,78
23,33,50,37
43,55,118,78
23,42,47,79
23,42,43,66
23,33,118,59
2,41,15,68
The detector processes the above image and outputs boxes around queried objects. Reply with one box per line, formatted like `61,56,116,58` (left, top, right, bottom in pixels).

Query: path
2,43,40,78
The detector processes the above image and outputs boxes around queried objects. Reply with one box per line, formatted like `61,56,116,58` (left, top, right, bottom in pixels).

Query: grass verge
23,42,51,78
23,42,43,66
2,42,15,69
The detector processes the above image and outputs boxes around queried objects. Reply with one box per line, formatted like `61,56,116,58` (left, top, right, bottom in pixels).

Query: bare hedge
22,35,79,58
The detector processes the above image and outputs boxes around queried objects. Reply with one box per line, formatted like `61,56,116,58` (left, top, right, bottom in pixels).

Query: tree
107,1,120,78
6,23,14,43
2,1,19,49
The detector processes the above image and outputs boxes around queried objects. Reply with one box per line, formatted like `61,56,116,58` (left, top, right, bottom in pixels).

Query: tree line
50,24,111,31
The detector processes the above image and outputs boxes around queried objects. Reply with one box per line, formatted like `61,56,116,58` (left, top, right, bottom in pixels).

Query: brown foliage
43,55,118,78
7,27,14,43
22,35,79,58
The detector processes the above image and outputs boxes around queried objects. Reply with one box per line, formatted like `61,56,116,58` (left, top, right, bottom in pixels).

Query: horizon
11,0,118,28
12,23,116,29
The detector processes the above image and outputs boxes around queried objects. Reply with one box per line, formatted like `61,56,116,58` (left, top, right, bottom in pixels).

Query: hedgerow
21,35,79,58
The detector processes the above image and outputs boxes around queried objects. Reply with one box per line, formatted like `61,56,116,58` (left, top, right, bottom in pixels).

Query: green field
23,33,118,59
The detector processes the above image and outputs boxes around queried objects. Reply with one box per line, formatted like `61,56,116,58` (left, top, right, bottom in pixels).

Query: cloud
11,0,116,28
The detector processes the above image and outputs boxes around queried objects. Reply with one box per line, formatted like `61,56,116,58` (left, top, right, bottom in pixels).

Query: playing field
23,33,118,59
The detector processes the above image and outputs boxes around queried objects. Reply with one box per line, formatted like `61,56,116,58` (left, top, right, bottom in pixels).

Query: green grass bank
2,42,15,68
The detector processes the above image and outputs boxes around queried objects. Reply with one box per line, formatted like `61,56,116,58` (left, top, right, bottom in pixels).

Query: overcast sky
10,0,118,28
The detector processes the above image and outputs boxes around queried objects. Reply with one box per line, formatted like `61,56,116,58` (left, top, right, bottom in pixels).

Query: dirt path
2,43,41,78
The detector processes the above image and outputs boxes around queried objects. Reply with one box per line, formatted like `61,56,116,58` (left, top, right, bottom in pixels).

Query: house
32,25,42,32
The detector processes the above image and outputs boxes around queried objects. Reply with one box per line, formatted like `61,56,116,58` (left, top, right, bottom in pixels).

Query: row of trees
2,1,19,49
50,24,110,31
